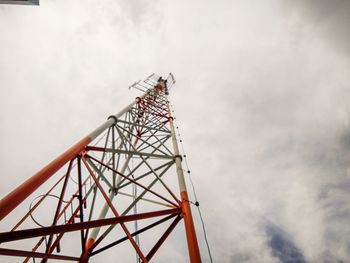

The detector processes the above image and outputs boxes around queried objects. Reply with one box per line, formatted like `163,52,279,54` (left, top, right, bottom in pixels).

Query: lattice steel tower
0,74,202,262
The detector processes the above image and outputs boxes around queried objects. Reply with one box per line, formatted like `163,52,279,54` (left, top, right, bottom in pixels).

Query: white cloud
1,1,350,262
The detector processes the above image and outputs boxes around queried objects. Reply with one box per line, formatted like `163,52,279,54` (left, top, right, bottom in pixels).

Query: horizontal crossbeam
0,208,180,243
115,119,171,134
86,146,174,159
0,248,78,261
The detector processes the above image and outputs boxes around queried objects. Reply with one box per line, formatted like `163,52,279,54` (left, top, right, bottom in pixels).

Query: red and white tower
0,74,202,262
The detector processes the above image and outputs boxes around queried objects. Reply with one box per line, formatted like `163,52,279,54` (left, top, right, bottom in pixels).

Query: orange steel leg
0,92,141,221
167,101,202,263
0,137,91,221
181,191,201,263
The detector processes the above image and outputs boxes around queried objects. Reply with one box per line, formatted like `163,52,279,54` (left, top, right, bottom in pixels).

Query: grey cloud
283,0,350,57
1,1,350,262
265,223,307,263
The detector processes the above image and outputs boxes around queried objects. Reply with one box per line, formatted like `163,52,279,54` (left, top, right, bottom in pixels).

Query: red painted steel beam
77,157,86,254
47,177,91,259
0,248,79,261
0,137,91,221
11,174,66,231
81,155,148,263
86,154,179,207
43,159,73,261
23,236,46,263
146,215,182,261
0,208,180,243
0,90,149,220
181,191,202,263
90,213,179,256
47,200,81,255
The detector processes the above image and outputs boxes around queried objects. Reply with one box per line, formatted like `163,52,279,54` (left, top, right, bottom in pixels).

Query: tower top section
129,73,175,95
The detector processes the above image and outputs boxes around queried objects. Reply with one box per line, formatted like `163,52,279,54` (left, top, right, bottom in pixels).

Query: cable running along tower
0,74,202,262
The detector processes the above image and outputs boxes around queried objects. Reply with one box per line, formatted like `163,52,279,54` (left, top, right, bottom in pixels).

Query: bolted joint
135,97,142,103
174,154,183,162
108,188,118,195
78,150,87,157
168,116,174,122
108,115,118,124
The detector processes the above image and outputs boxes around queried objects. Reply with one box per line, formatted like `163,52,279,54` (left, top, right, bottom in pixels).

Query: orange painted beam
181,191,201,263
0,137,91,221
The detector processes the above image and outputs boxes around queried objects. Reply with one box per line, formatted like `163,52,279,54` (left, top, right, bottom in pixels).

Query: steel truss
0,73,201,262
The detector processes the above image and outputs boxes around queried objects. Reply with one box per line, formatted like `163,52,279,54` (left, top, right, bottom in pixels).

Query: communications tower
0,74,202,262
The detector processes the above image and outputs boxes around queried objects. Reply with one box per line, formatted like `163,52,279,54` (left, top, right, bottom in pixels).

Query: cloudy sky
1,0,350,262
